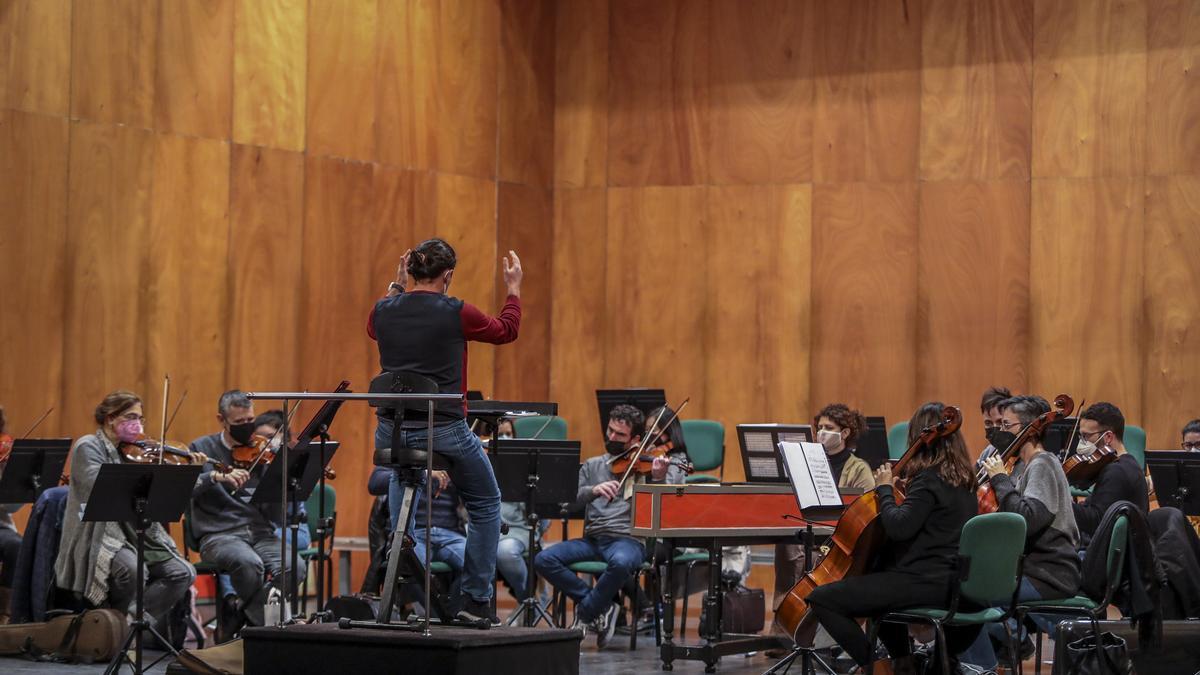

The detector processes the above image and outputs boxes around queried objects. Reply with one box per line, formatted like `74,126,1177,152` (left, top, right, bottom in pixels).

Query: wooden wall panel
921,0,1033,181
370,167,437,295
376,0,437,170
227,145,304,392
0,0,71,116
62,122,154,432
233,0,306,151
494,183,553,401
553,0,608,188
918,181,1031,454
142,135,231,443
810,183,919,425
608,0,709,187
1147,0,1200,175
550,189,606,450
1031,178,1145,421
70,0,158,128
1033,0,1147,178
705,185,812,481
707,0,814,185
0,110,69,438
434,174,499,396
155,0,233,139
1144,177,1200,448
813,0,921,183
499,0,555,186
306,0,377,161
604,187,708,418
435,0,501,178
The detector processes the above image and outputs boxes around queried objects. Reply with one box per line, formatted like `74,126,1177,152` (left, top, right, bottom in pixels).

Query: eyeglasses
1183,442,1200,451
1080,429,1108,442
117,412,145,423
998,420,1022,431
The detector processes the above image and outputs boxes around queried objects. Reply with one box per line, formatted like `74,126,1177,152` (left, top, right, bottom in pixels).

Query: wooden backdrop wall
3,0,1200,593
0,0,555,591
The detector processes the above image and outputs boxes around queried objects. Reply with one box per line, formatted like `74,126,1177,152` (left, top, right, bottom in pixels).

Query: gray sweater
189,433,283,540
992,450,1081,598
574,453,688,539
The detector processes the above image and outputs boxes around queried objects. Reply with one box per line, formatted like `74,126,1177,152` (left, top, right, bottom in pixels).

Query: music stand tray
83,463,201,675
1147,451,1200,516
0,439,71,504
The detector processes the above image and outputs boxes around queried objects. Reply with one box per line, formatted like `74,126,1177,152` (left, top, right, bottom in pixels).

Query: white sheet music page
779,441,841,508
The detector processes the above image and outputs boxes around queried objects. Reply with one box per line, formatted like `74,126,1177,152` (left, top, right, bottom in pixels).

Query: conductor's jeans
108,548,194,634
378,416,501,604
806,571,982,670
200,524,293,626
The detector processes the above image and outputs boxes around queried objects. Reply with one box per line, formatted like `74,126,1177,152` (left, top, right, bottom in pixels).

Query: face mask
1075,438,1097,457
228,421,257,446
114,419,143,443
985,427,1000,447
991,430,1017,454
268,436,282,451
605,440,628,456
498,433,514,440
816,429,844,453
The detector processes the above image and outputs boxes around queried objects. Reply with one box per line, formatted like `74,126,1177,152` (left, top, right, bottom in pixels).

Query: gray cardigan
54,432,185,608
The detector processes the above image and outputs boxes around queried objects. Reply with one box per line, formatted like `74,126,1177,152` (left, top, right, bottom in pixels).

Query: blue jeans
959,577,1059,669
378,416,500,603
412,526,467,572
534,535,645,623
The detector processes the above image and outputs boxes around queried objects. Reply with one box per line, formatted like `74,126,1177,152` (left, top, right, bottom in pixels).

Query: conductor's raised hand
502,250,523,297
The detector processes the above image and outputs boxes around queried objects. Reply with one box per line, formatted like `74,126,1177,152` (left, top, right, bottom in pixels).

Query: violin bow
1061,398,1086,461
609,398,691,503
163,389,189,438
158,375,171,465
18,407,54,438
246,399,303,474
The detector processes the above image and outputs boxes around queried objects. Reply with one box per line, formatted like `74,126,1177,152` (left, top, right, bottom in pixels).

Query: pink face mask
115,419,143,443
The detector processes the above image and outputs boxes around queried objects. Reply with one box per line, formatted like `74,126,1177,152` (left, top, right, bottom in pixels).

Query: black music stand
596,388,667,439
84,463,201,675
291,399,345,617
0,439,71,504
490,439,580,627
1147,452,1200,516
858,417,889,470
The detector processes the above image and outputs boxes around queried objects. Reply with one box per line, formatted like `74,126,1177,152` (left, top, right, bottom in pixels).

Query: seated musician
54,391,197,635
805,402,979,674
190,390,294,627
1071,402,1148,544
1180,419,1200,537
494,418,549,603
0,407,23,624
774,404,875,637
964,395,1082,670
412,469,467,583
978,386,1013,466
534,404,688,649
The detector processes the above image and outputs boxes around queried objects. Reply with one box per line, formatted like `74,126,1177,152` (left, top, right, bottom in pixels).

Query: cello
976,394,1073,513
774,405,962,645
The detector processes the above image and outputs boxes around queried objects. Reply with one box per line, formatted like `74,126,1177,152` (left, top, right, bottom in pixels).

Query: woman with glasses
54,390,197,637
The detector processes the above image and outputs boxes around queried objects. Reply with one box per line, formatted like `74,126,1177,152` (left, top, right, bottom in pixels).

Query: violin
1062,449,1118,488
0,434,12,466
231,434,336,480
609,440,694,476
976,393,1073,513
775,405,963,646
119,436,235,474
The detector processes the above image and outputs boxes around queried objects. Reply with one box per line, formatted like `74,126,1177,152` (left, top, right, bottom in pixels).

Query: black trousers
0,527,20,587
806,570,981,669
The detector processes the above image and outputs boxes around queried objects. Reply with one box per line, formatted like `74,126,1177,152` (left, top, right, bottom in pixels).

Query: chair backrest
512,415,568,440
958,512,1027,606
305,483,336,543
1123,425,1146,469
681,419,725,473
887,422,910,460
1104,515,1129,598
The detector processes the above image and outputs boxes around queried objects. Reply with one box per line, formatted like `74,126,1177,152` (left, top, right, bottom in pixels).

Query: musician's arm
992,471,1054,537
574,461,597,508
876,478,936,540
190,438,219,497
654,460,688,485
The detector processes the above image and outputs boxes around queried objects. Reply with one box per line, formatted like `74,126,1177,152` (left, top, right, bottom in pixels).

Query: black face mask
985,427,1000,447
990,430,1017,455
605,440,628,456
229,421,257,446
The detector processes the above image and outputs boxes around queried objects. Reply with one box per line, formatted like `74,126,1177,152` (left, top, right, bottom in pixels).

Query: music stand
596,388,666,439
489,439,580,627
0,439,71,504
858,417,889,470
736,424,814,483
84,463,201,675
1147,452,1200,516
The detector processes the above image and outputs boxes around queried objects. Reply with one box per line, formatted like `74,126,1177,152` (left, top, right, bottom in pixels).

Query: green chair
887,422,910,460
299,483,336,614
513,415,568,440
681,419,724,483
1124,425,1146,469
868,512,1027,675
1020,513,1128,675
552,559,658,650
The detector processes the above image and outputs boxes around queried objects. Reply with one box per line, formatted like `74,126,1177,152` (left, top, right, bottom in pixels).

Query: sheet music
779,441,841,508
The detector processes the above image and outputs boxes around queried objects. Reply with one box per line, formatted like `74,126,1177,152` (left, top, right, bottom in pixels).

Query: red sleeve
367,305,378,341
461,295,521,344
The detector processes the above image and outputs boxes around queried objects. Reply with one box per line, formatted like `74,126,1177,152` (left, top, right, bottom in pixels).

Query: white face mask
1076,437,1098,457
817,429,844,452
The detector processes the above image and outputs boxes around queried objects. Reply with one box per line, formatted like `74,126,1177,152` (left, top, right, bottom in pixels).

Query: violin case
0,608,125,663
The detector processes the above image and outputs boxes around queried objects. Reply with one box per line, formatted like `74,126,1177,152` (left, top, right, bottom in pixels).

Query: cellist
805,402,979,675
1070,402,1148,545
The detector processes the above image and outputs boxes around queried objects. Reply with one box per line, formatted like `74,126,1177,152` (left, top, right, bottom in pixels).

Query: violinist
773,404,875,634
804,403,978,674
964,396,1081,671
0,406,22,624
189,390,292,628
1180,420,1200,537
54,391,196,635
1070,403,1148,544
535,404,687,649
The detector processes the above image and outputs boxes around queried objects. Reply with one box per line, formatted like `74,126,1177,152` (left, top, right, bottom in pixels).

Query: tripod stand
764,513,843,675
506,488,554,627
